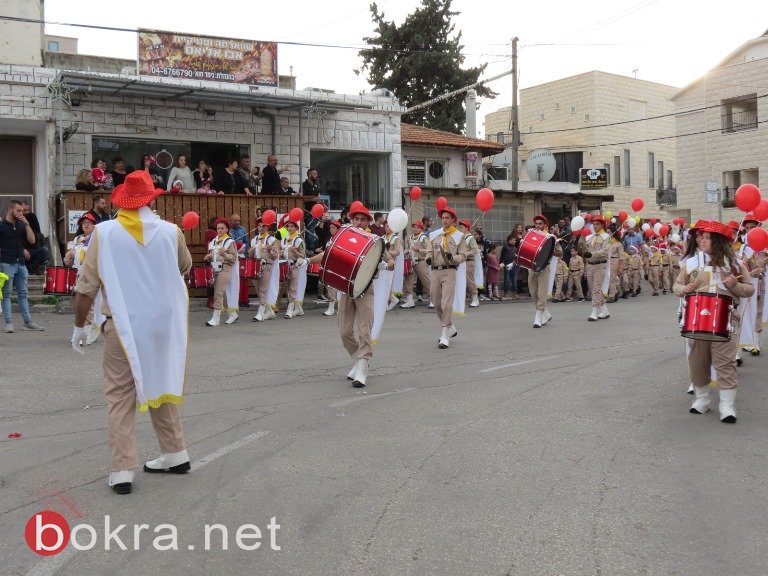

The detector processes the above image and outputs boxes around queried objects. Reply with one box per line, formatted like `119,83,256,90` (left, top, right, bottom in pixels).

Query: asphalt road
2,294,767,575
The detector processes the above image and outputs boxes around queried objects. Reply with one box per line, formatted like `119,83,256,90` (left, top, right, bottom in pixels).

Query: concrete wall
0,0,43,66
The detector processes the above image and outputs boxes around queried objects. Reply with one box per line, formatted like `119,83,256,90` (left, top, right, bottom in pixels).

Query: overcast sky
44,0,768,137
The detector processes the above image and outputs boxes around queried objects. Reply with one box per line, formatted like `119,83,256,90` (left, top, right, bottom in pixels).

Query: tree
356,0,496,134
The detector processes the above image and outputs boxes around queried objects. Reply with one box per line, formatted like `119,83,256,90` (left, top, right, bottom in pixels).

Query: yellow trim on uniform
137,393,184,413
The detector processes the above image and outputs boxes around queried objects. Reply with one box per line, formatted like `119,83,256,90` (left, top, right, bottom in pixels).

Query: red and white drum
44,266,77,295
239,257,261,279
680,292,733,342
308,262,321,275
188,265,213,288
403,258,414,276
320,226,385,297
279,261,290,282
517,229,556,272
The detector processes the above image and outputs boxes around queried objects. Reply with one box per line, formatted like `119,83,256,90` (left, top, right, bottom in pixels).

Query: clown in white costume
72,171,192,495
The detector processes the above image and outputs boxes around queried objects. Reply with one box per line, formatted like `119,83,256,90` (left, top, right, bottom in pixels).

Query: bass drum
320,226,384,297
517,229,556,272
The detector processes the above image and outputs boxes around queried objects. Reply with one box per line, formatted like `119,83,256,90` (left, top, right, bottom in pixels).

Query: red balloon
261,209,277,226
436,196,448,211
735,183,761,213
181,211,199,230
475,188,494,212
643,229,654,238
289,207,304,223
618,210,628,222
747,227,768,251
310,203,325,219
753,199,768,221
631,197,645,212
659,224,670,237
649,218,657,225
409,186,422,201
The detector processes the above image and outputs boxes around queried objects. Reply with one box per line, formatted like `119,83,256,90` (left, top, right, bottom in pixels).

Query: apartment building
671,30,768,223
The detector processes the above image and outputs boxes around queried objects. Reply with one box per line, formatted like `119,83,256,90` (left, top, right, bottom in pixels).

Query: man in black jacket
214,159,253,195
21,201,49,274
261,154,290,194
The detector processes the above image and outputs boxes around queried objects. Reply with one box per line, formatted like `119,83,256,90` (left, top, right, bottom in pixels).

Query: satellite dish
55,122,79,143
525,148,556,182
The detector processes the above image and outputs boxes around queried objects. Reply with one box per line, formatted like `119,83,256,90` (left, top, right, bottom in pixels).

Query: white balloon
611,217,617,224
653,222,662,234
386,208,409,233
641,223,650,231
570,215,585,231
670,233,680,243
627,217,637,228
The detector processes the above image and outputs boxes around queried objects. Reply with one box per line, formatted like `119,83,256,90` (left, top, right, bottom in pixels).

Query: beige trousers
212,264,232,310
586,263,607,306
688,337,738,390
338,289,374,360
529,268,549,311
466,259,478,297
103,319,186,471
403,260,431,297
254,262,272,307
430,268,456,326
568,272,584,299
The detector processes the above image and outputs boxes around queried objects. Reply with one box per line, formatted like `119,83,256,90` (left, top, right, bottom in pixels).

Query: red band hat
439,207,457,221
111,170,165,209
349,205,373,222
533,214,548,225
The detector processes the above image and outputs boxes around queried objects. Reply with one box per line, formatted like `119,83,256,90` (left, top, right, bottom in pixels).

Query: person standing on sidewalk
71,171,192,495
0,200,45,333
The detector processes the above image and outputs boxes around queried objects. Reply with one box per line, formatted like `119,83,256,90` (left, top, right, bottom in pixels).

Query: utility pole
510,37,520,193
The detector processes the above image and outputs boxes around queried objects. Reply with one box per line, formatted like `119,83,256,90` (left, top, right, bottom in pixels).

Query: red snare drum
517,229,556,272
188,265,214,288
238,277,250,305
308,263,321,275
239,257,261,279
44,266,77,295
681,292,733,342
403,258,414,276
279,261,290,282
320,226,385,297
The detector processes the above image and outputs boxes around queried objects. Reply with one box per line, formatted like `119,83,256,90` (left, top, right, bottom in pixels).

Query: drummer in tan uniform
401,221,431,309
673,220,753,423
307,205,394,388
581,214,611,321
528,214,553,328
428,207,468,348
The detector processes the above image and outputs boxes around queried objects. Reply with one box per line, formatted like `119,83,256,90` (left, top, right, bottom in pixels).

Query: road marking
194,430,269,470
329,387,418,408
480,355,560,373
26,431,269,576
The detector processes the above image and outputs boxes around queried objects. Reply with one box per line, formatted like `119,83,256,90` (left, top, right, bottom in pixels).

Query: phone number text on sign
149,66,234,81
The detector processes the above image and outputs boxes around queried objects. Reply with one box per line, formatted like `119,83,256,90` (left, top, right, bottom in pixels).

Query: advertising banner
579,168,608,190
138,30,278,86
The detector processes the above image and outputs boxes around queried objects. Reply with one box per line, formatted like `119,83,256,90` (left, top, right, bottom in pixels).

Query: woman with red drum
673,221,753,423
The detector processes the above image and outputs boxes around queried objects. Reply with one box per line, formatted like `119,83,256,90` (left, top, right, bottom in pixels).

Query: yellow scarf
215,233,230,243
288,231,299,241
442,225,458,250
116,209,144,244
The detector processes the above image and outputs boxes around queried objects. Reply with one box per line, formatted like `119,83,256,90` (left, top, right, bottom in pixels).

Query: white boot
588,307,599,321
428,301,434,308
438,326,450,349
108,470,134,494
262,305,276,320
541,309,552,325
347,359,361,381
323,302,336,316
353,359,369,387
470,296,480,308
284,303,295,319
225,311,239,324
690,386,711,414
533,310,542,328
387,295,399,311
143,449,191,473
686,383,695,394
400,294,415,308
294,303,304,316
449,324,458,338
206,309,221,326
253,305,265,322
718,389,737,423
598,304,610,319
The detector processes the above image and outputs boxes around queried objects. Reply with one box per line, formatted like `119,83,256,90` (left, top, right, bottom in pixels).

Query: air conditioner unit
486,166,508,181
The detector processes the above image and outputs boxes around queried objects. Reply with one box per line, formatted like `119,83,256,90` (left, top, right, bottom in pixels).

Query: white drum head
353,238,384,298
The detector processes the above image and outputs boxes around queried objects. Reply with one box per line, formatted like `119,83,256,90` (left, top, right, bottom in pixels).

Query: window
406,158,446,188
604,163,611,186
552,152,583,184
585,114,590,122
496,132,504,143
539,113,545,120
623,149,631,186
667,170,673,189
47,40,59,52
613,156,621,186
555,103,560,110
648,152,655,188
570,106,576,114
721,94,758,133
314,150,391,210
657,161,664,188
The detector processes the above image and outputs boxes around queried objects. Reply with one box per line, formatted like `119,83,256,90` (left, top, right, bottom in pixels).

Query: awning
55,71,380,113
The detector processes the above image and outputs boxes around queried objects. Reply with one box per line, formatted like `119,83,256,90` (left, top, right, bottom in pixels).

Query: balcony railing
722,110,758,133
656,187,677,206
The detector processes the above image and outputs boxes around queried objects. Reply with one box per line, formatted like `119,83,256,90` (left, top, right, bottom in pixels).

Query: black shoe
621,294,629,299
653,292,659,296
352,380,366,388
736,357,743,366
143,461,191,474
578,298,585,302
663,289,667,294
112,483,132,495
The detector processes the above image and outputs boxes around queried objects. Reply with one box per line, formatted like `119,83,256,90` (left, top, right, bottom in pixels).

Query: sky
43,0,768,138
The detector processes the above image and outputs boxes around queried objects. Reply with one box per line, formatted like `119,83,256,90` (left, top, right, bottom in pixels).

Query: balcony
721,101,758,133
656,187,677,207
